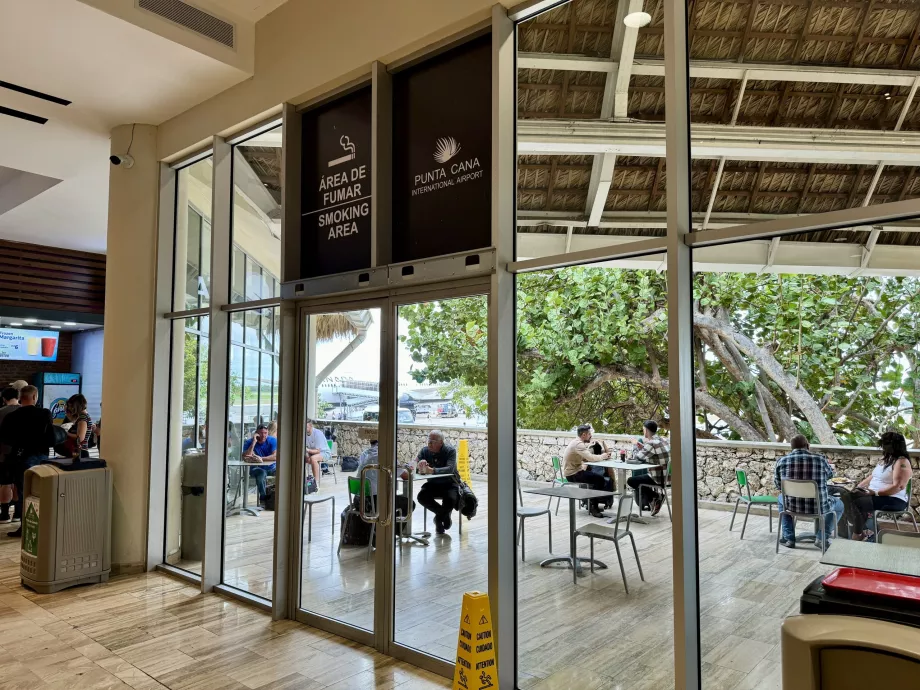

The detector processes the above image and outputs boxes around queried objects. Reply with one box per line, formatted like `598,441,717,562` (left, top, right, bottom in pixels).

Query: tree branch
694,312,838,444
571,364,767,442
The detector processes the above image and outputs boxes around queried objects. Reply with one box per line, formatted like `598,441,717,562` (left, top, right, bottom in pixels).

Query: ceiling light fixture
24,318,37,323
64,321,77,326
623,11,652,28
50,325,61,329
10,322,22,326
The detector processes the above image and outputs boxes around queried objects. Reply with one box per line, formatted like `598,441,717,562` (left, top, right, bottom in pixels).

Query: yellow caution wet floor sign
457,440,471,485
453,591,497,690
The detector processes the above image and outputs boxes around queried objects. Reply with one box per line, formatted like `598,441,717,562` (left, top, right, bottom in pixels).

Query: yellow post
457,439,471,484
453,591,497,690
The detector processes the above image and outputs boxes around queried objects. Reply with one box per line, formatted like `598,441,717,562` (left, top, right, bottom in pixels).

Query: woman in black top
64,394,93,458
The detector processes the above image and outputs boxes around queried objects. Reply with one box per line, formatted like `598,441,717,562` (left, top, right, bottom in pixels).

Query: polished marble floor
0,524,452,689
179,472,832,689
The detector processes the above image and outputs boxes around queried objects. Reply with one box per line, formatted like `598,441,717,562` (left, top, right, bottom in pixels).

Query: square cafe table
821,539,920,578
586,459,659,524
525,485,615,575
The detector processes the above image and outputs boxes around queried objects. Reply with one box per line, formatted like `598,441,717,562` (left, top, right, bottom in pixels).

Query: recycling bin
180,451,207,562
20,462,112,593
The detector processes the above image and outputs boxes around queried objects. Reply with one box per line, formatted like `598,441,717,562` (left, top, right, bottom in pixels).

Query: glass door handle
359,464,379,523
379,467,394,527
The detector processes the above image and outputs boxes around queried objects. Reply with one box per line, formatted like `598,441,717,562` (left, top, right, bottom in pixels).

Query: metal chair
573,494,645,591
338,476,375,559
731,467,779,539
878,529,920,547
636,461,672,521
303,493,335,543
516,476,552,562
873,478,918,533
776,479,836,554
550,456,568,515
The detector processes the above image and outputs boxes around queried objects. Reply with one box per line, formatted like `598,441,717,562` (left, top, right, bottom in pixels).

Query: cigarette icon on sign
328,135,356,167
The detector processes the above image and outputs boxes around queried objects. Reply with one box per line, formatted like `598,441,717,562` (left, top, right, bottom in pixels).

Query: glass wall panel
516,259,674,688
300,308,382,632
515,0,666,262
165,317,208,574
174,158,213,311
223,306,281,599
392,295,489,662
232,124,282,304
688,0,920,238
691,228,920,688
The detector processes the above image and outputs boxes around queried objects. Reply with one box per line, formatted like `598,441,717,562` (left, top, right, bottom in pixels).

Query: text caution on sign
457,439,471,485
453,591,497,690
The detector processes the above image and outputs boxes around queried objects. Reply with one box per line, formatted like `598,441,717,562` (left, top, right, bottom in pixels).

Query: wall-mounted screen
0,328,60,362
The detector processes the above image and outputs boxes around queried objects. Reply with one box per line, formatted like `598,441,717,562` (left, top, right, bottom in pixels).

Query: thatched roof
518,0,920,248
316,313,358,342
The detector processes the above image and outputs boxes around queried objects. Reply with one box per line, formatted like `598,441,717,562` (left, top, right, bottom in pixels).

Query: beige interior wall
157,0,515,160
103,124,159,572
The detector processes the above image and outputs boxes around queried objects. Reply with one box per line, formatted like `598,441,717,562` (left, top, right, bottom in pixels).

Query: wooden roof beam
517,53,920,87
518,120,920,164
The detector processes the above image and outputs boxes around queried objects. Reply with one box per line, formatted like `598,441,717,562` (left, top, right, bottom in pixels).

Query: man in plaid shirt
774,435,844,549
628,420,670,515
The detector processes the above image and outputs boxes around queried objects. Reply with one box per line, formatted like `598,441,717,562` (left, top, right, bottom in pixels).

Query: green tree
400,269,920,445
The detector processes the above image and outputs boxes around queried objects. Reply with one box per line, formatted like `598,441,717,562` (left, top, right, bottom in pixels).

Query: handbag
305,475,318,494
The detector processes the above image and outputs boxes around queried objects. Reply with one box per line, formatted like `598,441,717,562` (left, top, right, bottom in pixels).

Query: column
102,123,159,573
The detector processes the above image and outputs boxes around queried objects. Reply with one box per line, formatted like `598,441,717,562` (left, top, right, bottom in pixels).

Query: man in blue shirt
774,435,844,549
243,424,277,507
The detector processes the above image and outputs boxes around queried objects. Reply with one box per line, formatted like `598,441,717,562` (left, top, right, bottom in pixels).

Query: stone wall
324,420,920,508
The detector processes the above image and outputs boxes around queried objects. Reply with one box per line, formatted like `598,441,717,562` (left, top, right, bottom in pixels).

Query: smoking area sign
453,591,497,690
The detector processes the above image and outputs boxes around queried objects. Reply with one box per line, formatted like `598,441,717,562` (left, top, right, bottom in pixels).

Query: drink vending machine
33,372,82,424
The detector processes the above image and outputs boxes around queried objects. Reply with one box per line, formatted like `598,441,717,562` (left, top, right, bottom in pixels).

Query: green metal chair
730,467,778,539
873,478,918,533
551,456,568,516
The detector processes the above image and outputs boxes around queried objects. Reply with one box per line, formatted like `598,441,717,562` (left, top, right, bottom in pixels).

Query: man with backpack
0,386,52,538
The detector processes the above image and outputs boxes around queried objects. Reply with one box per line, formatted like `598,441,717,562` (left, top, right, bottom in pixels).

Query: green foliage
399,268,920,445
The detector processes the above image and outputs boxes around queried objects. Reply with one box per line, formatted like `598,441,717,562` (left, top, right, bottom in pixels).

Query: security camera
109,154,135,169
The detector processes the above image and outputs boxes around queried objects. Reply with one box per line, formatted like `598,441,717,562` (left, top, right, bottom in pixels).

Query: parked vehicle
362,405,415,424
436,402,457,418
415,403,432,417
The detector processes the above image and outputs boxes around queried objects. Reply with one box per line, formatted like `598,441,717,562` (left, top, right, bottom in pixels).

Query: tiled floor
0,520,451,690
201,473,830,689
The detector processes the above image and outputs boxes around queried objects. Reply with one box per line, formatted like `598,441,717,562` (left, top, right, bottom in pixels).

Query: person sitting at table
243,424,277,507
355,439,413,532
841,431,911,542
626,420,671,515
415,430,461,534
562,424,611,518
304,421,330,490
774,435,844,549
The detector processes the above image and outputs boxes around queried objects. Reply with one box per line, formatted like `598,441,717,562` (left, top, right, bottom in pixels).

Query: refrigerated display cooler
33,372,81,425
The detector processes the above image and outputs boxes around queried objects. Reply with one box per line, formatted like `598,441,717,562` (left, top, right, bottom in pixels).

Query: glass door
387,293,489,667
293,288,490,676
297,304,384,637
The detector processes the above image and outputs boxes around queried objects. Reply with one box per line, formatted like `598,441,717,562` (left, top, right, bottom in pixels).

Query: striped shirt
631,435,670,486
773,448,835,516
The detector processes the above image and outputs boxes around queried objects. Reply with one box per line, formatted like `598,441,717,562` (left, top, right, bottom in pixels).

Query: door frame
287,277,491,678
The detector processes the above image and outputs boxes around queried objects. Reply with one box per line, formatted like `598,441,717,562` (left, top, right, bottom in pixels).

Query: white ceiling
0,0,283,253
206,0,289,21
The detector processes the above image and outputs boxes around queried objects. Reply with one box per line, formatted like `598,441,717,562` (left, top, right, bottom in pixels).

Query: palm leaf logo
433,136,461,164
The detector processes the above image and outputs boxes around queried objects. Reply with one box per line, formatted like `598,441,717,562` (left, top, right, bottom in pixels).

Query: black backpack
340,505,372,546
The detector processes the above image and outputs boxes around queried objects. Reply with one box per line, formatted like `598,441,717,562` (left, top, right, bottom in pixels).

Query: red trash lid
823,567,920,603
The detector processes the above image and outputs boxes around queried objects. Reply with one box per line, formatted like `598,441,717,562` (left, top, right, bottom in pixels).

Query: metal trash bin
20,462,112,593
181,451,206,562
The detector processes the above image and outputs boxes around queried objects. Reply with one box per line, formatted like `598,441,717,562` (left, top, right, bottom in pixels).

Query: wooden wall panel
0,240,105,314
